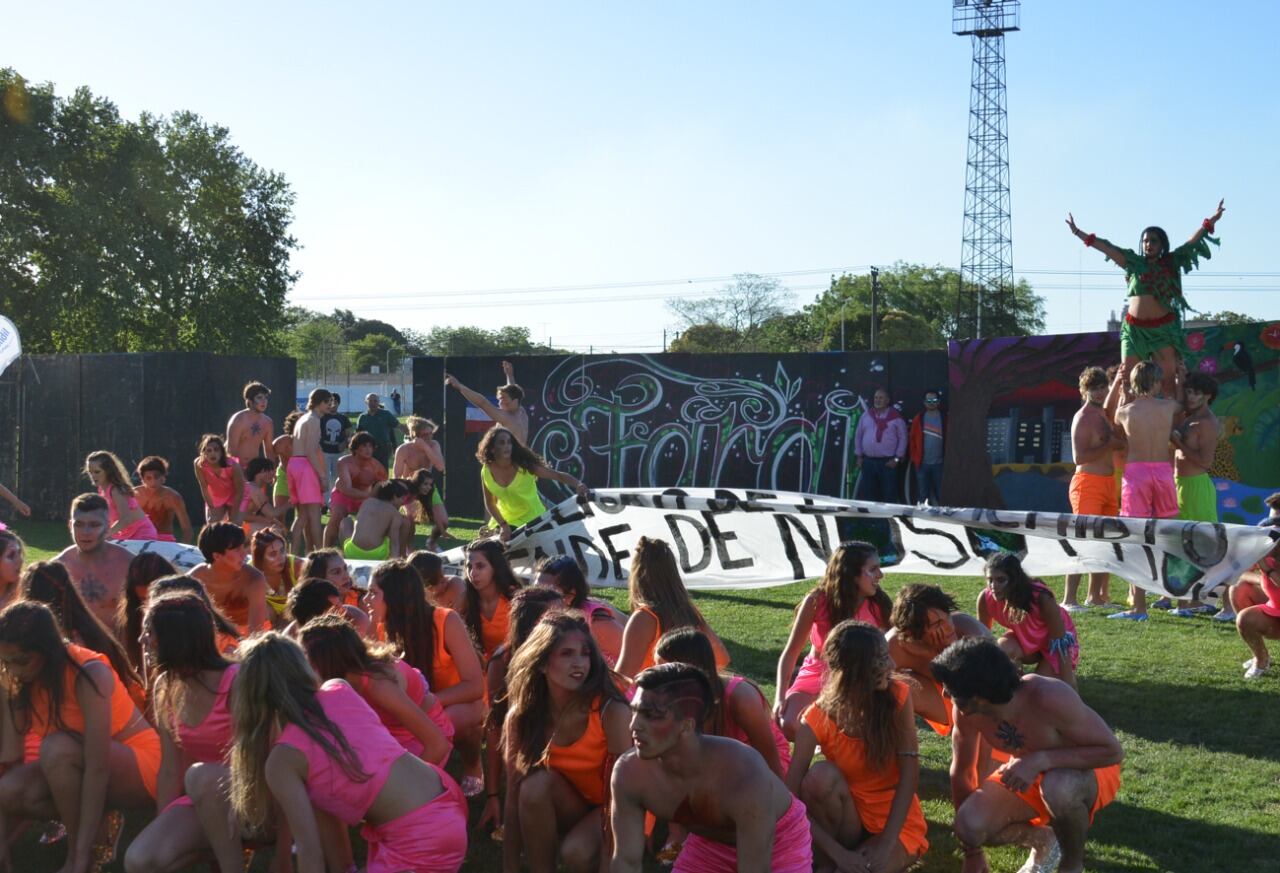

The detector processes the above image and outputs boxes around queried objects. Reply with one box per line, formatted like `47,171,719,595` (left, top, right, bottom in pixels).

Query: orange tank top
479,595,511,661
630,606,665,674
28,644,138,739
545,697,612,806
430,607,462,691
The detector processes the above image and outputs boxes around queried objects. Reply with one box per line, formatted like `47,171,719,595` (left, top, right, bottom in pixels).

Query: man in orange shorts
1064,366,1126,610
933,638,1123,873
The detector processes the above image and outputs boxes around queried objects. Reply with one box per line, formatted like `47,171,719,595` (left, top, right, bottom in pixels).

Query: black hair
1139,226,1171,258
930,637,1022,706
286,578,341,627
244,457,275,481
890,583,959,640
197,522,247,563
633,661,713,729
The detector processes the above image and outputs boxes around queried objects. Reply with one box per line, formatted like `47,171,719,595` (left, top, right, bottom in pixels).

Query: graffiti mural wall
946,321,1280,523
419,352,948,518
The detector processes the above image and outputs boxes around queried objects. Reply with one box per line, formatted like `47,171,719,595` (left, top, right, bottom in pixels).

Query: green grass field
4,517,1278,872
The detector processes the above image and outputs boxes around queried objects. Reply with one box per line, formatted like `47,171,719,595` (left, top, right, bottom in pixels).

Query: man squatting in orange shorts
934,638,1123,873
1063,367,1127,610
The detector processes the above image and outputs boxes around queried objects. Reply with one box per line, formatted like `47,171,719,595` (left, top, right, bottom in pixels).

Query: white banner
491,488,1278,600
0,316,20,377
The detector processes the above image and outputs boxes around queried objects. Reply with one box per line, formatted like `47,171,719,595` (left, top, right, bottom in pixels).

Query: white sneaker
1244,662,1269,679
1244,657,1256,669
1214,611,1237,623
1016,839,1062,873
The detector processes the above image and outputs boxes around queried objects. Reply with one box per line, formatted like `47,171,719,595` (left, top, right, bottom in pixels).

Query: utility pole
840,302,846,352
870,267,881,352
663,329,667,353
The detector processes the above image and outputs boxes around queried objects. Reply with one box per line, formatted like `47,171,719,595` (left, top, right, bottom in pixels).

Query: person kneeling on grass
979,553,1079,690
1237,492,1280,679
933,637,1123,873
612,662,812,873
340,479,416,561
786,620,928,873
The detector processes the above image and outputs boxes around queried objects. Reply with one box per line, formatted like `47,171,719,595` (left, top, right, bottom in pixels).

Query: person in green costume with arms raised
476,426,587,542
1066,199,1224,399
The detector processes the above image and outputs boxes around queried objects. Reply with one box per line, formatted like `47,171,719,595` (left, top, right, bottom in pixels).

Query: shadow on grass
1090,800,1280,873
1082,675,1280,763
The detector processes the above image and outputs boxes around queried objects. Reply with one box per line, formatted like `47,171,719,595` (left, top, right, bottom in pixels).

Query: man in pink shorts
289,388,332,553
1111,361,1182,620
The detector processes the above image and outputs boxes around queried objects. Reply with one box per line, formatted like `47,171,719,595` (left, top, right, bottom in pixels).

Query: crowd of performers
0,201,1278,872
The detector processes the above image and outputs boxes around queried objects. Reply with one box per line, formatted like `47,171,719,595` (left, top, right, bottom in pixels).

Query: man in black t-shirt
319,392,351,497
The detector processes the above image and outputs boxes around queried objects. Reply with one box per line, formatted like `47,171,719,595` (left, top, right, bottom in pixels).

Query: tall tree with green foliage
0,69,297,354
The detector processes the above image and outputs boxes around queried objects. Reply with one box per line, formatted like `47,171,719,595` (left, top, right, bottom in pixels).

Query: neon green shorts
343,537,390,561
273,463,290,499
1176,473,1218,522
1120,314,1187,361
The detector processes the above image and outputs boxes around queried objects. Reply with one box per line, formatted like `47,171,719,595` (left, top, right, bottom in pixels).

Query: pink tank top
200,462,237,507
721,676,791,769
177,664,238,764
275,680,406,824
359,660,455,759
1259,553,1280,619
100,485,159,540
799,594,884,672
981,581,1080,669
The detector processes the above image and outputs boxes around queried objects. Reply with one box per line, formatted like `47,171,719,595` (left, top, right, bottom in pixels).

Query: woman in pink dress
85,450,159,540
228,632,468,873
774,541,892,740
978,552,1079,689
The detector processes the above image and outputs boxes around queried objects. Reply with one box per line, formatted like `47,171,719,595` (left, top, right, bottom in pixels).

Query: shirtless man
933,638,1123,873
226,381,275,465
1110,360,1182,620
188,521,270,634
1063,367,1127,610
393,416,444,477
54,493,134,628
322,432,388,547
339,479,415,561
395,417,448,546
134,456,194,543
289,389,332,553
611,663,812,873
445,359,529,445
1163,370,1222,615
886,583,990,734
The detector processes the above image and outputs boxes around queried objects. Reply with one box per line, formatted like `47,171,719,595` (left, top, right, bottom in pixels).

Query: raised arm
531,463,588,498
0,483,29,517
445,374,509,426
1185,198,1225,246
1066,213,1130,267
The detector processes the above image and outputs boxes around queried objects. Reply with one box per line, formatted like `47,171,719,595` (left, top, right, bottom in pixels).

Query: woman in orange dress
503,611,630,873
461,539,524,662
614,537,728,682
0,602,160,873
786,620,928,873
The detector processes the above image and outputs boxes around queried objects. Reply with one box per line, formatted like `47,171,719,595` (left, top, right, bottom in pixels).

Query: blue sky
8,2,1279,351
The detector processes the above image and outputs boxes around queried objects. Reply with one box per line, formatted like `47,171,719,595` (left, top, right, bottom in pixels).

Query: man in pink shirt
855,387,908,504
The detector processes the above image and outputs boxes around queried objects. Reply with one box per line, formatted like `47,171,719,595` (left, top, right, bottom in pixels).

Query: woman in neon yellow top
476,427,588,541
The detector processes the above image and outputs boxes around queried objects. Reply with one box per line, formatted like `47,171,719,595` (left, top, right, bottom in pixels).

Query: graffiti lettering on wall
522,353,950,501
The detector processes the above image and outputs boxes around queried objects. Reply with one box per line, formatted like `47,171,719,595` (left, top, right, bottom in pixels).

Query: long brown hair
816,620,901,770
119,552,177,672
147,575,242,643
0,602,99,734
85,450,134,493
504,611,622,777
144,592,235,736
251,529,296,594
299,613,397,683
486,587,565,733
20,561,144,694
816,541,891,628
229,633,369,828
461,539,524,650
985,552,1038,625
627,537,702,632
374,561,436,678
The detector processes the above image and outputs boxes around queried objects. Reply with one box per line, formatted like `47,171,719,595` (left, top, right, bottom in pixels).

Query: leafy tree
821,308,938,352
347,332,404,373
287,318,345,380
419,325,564,356
807,264,1045,346
1199,310,1255,326
667,274,795,338
669,323,743,354
0,69,298,354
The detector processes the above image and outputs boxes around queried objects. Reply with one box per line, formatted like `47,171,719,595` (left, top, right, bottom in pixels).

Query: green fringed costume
1099,234,1220,360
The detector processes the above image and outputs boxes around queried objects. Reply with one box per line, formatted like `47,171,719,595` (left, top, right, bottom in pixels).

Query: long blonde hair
229,633,369,828
504,611,622,777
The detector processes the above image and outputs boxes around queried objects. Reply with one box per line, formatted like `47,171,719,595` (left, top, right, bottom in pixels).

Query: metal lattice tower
953,1,1019,339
